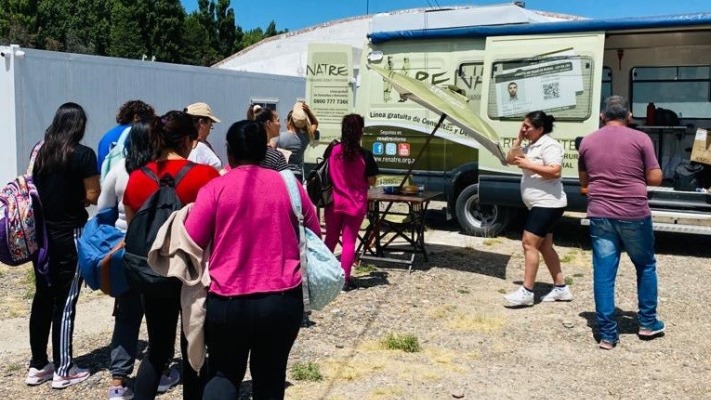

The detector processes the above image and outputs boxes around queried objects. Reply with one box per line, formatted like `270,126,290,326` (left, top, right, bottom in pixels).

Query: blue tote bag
77,207,129,297
280,170,344,311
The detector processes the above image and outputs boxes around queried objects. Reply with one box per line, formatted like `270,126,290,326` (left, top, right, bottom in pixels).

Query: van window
602,67,612,101
631,66,711,119
487,55,594,121
455,62,484,113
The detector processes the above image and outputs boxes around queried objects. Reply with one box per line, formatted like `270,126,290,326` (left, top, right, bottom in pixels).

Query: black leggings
202,287,303,400
29,227,83,376
133,287,203,400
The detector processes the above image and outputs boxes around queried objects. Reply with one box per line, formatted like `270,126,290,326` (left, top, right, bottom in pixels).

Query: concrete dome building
214,3,581,77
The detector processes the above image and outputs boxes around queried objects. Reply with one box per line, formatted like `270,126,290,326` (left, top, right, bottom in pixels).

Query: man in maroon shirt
578,95,665,350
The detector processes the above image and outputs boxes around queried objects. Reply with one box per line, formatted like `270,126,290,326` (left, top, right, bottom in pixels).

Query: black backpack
673,162,704,191
305,140,339,207
123,163,194,295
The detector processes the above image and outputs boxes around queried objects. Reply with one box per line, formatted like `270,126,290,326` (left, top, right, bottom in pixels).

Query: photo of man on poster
508,82,519,101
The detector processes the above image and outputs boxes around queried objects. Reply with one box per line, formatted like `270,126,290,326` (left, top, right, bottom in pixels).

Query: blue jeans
589,217,661,342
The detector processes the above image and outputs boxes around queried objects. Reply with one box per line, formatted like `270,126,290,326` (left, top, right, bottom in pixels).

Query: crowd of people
23,94,664,399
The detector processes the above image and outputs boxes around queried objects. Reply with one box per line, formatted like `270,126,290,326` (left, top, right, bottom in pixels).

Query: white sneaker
504,286,534,306
542,286,573,302
51,365,90,389
157,367,180,393
108,385,134,399
26,362,54,385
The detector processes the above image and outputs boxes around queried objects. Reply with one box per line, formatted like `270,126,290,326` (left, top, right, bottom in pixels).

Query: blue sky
181,0,711,32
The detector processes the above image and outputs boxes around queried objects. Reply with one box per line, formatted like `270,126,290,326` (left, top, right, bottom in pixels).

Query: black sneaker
342,280,358,292
301,311,314,328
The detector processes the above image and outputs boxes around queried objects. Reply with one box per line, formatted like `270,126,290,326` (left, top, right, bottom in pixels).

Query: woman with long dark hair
324,114,379,291
184,120,320,399
503,110,571,307
27,102,100,389
254,108,289,171
123,111,219,399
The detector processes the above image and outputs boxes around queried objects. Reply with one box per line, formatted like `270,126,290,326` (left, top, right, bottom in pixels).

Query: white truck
306,4,711,236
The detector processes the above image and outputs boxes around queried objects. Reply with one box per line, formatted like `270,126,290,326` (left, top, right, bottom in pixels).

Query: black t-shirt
33,144,99,230
362,148,379,177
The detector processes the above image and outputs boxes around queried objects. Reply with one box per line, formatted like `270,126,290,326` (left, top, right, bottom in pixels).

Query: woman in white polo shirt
503,111,572,307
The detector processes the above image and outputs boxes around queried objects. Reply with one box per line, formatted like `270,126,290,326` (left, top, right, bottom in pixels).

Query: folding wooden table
358,188,441,272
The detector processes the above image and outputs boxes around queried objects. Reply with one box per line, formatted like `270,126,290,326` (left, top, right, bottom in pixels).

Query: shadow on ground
579,308,641,340
74,340,148,374
359,242,510,280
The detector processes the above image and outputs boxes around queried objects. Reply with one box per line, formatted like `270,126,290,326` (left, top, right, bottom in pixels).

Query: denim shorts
524,207,565,237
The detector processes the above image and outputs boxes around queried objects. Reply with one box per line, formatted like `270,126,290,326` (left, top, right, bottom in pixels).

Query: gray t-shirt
275,130,309,176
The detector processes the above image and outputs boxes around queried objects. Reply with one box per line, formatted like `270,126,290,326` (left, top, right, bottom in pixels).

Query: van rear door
479,32,605,178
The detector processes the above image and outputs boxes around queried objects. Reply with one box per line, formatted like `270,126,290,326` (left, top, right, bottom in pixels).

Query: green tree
196,0,216,48
0,0,39,46
151,0,184,63
238,27,263,50
107,0,147,59
182,12,217,65
264,21,278,37
64,0,110,53
35,0,68,50
215,0,235,58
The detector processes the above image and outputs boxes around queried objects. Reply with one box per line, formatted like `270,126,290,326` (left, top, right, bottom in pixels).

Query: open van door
477,32,605,207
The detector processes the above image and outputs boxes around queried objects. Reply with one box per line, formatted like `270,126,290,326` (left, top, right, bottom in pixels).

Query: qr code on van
542,82,560,100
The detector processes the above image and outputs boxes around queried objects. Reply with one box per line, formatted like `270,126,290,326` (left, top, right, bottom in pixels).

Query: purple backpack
0,142,49,279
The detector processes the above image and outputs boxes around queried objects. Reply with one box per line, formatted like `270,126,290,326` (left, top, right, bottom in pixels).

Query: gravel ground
1,210,710,400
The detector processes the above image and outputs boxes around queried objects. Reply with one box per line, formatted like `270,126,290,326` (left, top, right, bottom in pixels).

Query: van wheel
455,184,510,237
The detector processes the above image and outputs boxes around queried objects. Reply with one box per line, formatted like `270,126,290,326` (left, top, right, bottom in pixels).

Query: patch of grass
457,288,470,294
380,333,421,353
559,253,574,263
354,263,377,276
291,361,323,381
573,273,584,278
5,362,23,375
447,314,505,332
370,386,404,398
427,304,456,319
565,276,574,286
483,238,501,247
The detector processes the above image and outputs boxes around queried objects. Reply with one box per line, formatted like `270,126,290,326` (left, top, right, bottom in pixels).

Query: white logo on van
385,143,397,155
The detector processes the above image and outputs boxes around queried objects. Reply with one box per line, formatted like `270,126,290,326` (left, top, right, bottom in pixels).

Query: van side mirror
574,136,583,151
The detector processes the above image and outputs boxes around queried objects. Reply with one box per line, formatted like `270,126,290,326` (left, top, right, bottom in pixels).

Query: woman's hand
512,155,532,170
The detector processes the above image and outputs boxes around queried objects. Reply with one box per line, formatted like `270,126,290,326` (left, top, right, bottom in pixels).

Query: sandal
598,339,618,350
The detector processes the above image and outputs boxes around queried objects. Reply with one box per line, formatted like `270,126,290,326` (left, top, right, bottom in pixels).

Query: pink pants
324,208,365,281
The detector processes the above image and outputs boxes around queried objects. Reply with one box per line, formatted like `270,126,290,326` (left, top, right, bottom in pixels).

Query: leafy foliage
0,0,287,65
291,361,323,381
380,332,421,353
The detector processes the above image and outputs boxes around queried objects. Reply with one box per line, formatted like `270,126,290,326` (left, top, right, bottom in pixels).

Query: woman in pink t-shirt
324,114,379,291
185,120,320,400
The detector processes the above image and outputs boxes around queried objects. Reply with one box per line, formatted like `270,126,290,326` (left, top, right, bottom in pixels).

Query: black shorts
524,207,565,237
